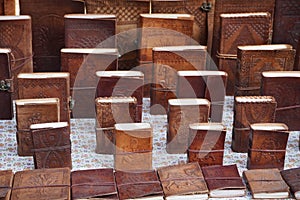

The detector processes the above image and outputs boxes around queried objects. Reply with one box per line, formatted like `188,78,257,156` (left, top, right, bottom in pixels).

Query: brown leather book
167,98,210,154
281,167,300,200
273,0,300,49
232,96,277,153
0,48,13,120
247,123,289,170
71,168,118,199
211,0,275,65
243,168,290,199
0,170,14,200
188,123,226,167
96,71,144,122
64,14,116,48
0,16,33,99
202,164,246,198
11,168,71,200
261,71,300,131
115,170,164,200
236,44,296,96
218,12,272,95
17,72,71,123
95,97,138,154
177,70,227,122
295,37,300,71
138,14,194,63
157,162,209,199
15,98,60,156
30,122,71,169
3,0,15,15
0,0,3,15
114,123,152,171
19,0,84,72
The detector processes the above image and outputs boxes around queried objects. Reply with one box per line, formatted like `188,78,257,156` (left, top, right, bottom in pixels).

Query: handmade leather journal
281,167,300,200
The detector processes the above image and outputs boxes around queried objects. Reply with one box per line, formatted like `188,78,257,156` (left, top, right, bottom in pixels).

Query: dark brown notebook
0,48,13,120
202,164,246,198
0,170,14,200
167,98,210,154
236,44,295,96
218,12,272,95
188,123,226,167
17,72,71,123
19,0,84,72
261,71,300,131
243,168,290,199
281,167,300,200
232,96,277,153
114,123,152,171
71,168,118,199
30,122,71,169
248,123,289,170
11,168,71,200
115,170,164,200
64,14,116,48
157,162,209,199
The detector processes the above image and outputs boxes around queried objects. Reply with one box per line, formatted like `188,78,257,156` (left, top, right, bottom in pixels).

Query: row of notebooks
1,163,300,200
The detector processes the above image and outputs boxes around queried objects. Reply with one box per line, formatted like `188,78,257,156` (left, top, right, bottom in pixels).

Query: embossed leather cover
167,98,210,154
218,12,272,95
248,123,289,170
188,123,226,166
30,122,71,169
115,170,163,200
281,167,300,200
232,96,277,153
212,0,275,64
157,162,208,198
11,168,70,200
0,16,33,99
114,123,152,171
0,49,13,120
17,73,71,123
64,14,116,48
71,168,118,199
202,164,246,198
236,44,295,96
273,0,300,49
177,71,227,122
261,71,300,131
243,168,290,199
19,0,84,72
0,170,13,200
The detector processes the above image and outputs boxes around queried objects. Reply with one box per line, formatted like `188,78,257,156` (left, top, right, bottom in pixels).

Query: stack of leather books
0,170,13,200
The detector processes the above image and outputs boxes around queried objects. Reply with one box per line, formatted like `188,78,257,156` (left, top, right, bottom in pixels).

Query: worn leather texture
0,170,13,200
281,167,300,199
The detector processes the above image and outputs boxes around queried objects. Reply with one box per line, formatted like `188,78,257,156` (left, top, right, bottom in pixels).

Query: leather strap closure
13,184,69,190
0,78,13,92
250,149,286,152
276,105,300,111
235,86,261,91
33,145,71,152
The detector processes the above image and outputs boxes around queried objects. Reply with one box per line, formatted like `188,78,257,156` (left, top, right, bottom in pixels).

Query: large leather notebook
64,14,116,48
114,123,153,171
248,123,289,170
17,72,71,123
19,0,84,72
0,170,14,200
236,44,295,96
202,164,246,198
115,170,164,200
261,71,300,131
243,168,290,199
15,98,60,156
177,70,227,122
218,12,272,95
232,96,277,153
157,162,209,199
30,122,71,169
11,168,71,200
167,98,210,154
0,48,13,120
71,168,118,199
188,123,226,166
0,16,33,99
281,167,300,200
